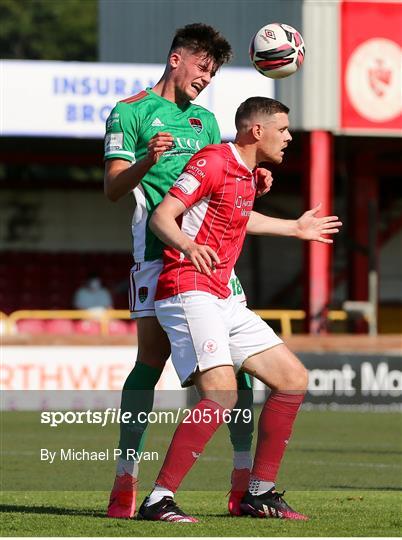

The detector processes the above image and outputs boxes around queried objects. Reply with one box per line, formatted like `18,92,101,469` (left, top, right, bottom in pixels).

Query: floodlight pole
304,130,333,334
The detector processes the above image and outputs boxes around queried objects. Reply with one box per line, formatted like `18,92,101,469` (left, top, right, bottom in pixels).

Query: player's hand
146,132,174,164
255,167,273,198
296,203,342,243
183,243,220,276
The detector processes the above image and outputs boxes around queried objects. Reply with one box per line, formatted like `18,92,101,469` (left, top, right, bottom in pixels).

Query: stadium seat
74,319,101,335
45,319,75,335
108,319,129,335
16,319,47,335
1,251,133,313
127,320,137,335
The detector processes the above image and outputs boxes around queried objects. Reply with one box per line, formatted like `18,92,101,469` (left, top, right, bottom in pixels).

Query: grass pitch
1,409,401,536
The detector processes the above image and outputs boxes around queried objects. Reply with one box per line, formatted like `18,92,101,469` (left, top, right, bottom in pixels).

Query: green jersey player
105,88,221,262
104,23,254,520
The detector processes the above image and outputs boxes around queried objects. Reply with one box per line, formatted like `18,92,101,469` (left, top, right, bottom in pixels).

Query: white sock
146,484,174,506
248,475,275,496
116,457,139,477
233,451,252,470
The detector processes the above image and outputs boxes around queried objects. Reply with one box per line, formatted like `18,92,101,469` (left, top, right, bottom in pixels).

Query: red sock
251,392,304,482
156,398,225,492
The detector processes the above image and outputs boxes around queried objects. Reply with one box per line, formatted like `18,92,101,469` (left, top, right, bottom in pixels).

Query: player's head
169,23,232,68
167,23,232,102
235,97,291,164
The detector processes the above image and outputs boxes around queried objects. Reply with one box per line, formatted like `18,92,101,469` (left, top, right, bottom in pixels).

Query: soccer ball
249,23,305,79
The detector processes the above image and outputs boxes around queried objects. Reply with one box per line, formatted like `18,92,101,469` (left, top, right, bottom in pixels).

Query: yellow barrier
254,310,305,337
0,311,8,334
4,308,349,337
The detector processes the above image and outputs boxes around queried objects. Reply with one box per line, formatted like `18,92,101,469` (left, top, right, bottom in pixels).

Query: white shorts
129,260,164,318
129,261,246,319
155,291,283,386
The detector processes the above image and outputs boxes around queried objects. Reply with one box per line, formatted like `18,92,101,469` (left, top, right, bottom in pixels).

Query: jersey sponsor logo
235,196,253,216
189,117,203,134
105,132,123,152
151,117,165,127
138,286,148,303
175,137,201,151
196,159,206,167
164,137,202,157
203,339,217,353
173,172,201,195
186,164,206,179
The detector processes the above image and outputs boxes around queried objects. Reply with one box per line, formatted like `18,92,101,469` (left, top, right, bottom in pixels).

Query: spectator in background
73,273,113,311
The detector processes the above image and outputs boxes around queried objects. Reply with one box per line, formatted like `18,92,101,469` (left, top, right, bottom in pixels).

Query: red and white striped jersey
156,143,256,300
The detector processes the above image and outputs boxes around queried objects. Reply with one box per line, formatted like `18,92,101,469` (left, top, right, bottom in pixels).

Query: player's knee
288,363,308,392
137,346,170,367
219,389,238,411
205,389,238,410
224,389,239,411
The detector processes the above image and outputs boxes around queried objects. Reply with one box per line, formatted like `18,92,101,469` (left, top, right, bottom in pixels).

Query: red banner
340,1,402,132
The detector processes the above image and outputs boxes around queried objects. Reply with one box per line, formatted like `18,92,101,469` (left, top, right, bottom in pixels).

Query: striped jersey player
139,97,310,523
156,142,256,300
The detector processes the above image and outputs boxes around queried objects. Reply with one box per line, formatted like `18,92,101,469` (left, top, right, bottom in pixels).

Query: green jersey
104,88,221,261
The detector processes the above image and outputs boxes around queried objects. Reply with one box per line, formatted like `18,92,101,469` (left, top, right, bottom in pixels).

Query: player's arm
150,194,220,276
104,132,174,201
247,203,342,244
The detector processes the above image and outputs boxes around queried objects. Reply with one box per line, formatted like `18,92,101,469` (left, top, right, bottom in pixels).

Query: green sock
227,371,254,452
118,361,163,459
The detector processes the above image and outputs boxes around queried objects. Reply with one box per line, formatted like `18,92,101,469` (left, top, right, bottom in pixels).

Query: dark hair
170,23,232,68
235,97,289,130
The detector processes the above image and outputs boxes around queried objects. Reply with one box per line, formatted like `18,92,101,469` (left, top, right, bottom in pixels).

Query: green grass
2,490,401,537
1,410,401,536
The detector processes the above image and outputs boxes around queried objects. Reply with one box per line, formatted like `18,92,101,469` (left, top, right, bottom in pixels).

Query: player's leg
138,364,238,522
240,345,309,519
108,317,170,518
138,292,238,522
228,302,308,519
107,262,170,519
227,371,254,515
227,270,255,515
117,316,170,462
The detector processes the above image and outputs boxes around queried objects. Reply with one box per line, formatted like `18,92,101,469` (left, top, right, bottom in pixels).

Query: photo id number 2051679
182,408,252,424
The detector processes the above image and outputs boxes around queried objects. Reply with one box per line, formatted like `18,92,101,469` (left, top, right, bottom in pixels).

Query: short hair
235,97,289,130
170,23,232,68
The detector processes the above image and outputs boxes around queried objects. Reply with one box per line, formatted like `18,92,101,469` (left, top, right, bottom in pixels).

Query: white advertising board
1,60,274,140
1,346,185,410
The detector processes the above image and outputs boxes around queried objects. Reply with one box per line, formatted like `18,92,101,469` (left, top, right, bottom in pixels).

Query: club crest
138,287,148,303
189,117,203,134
